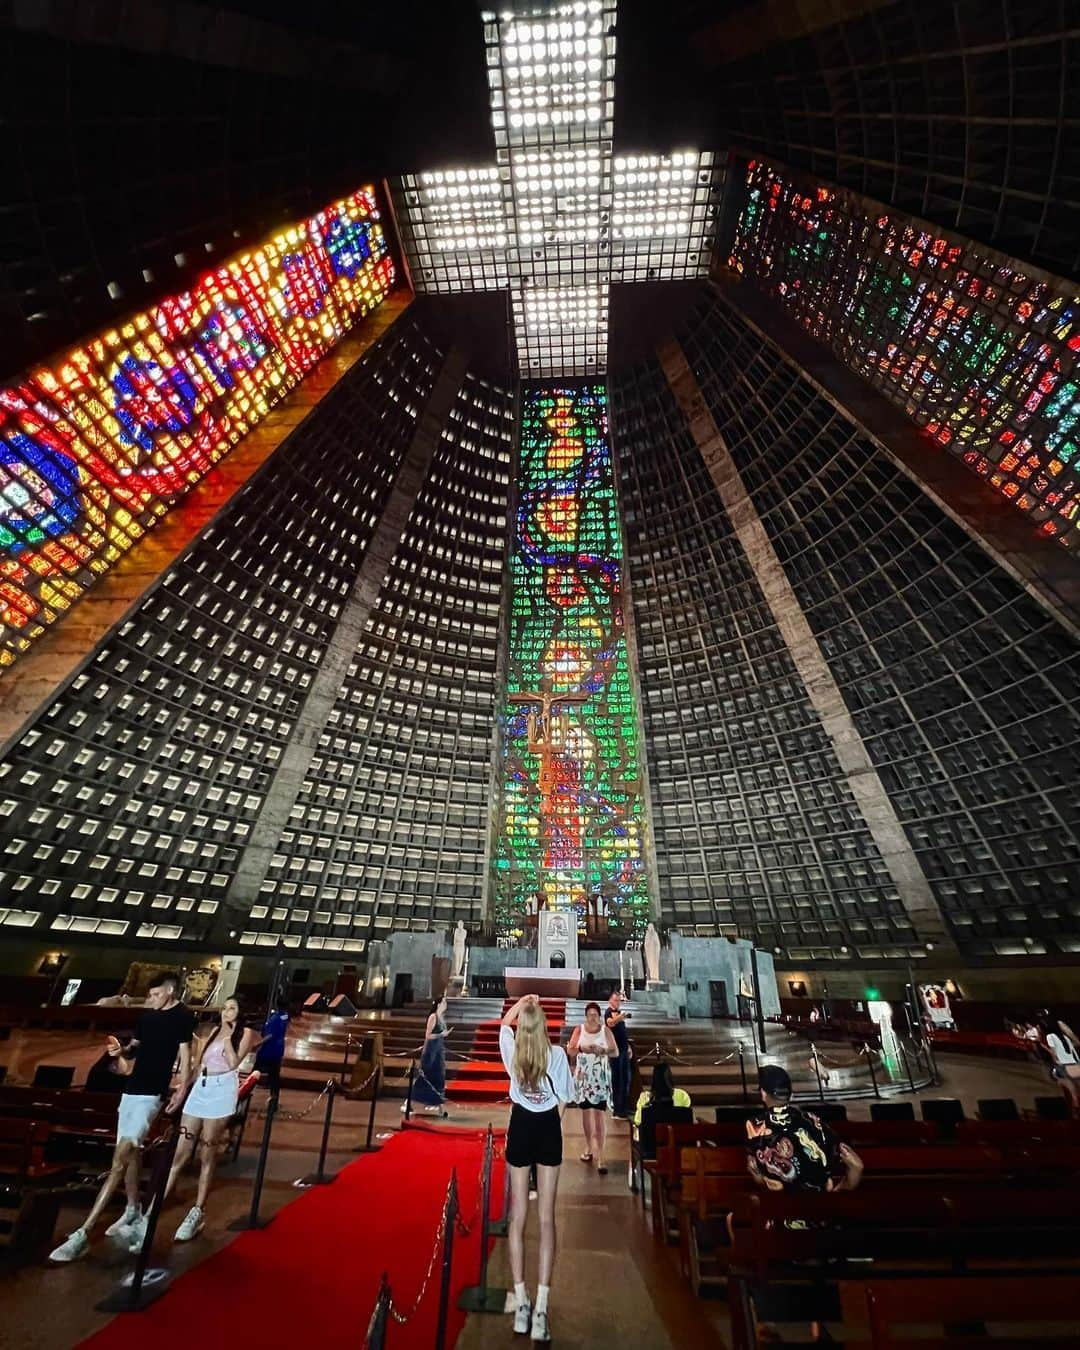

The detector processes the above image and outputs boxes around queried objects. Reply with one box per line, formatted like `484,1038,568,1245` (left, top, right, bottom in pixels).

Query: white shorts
184,1069,239,1121
117,1093,162,1143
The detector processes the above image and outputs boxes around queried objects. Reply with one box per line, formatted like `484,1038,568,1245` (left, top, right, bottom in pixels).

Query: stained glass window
0,188,394,668
492,383,652,937
729,159,1080,551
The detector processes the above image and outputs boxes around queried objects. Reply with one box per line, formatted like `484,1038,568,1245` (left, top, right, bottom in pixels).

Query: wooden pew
0,1118,73,1264
840,1273,1080,1348
726,1185,1080,1348
956,1118,1080,1148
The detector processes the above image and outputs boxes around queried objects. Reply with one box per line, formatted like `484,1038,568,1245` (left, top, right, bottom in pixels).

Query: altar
505,909,582,998
504,966,582,998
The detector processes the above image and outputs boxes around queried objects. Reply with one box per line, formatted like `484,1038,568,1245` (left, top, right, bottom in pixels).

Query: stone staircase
279,995,885,1104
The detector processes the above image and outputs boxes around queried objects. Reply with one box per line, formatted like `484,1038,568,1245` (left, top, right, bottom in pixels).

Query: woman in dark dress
413,995,450,1112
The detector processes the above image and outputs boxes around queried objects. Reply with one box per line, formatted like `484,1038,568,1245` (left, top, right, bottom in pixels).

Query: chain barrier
385,1174,455,1327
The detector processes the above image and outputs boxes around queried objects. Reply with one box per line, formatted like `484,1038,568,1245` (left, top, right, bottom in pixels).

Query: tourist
254,995,290,1094
745,1065,863,1194
1039,1016,1080,1114
413,995,451,1113
567,1001,618,1172
500,993,575,1343
603,991,632,1118
153,996,262,1245
632,1060,691,1129
49,972,195,1262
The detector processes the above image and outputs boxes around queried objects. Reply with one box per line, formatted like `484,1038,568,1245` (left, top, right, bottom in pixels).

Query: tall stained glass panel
729,159,1080,551
492,384,652,937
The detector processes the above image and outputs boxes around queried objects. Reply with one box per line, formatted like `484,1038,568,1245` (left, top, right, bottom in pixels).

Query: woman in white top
567,1001,618,1173
499,993,574,1344
1041,1017,1080,1113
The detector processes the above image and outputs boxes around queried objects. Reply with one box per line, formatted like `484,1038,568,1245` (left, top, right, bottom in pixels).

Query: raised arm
501,993,536,1027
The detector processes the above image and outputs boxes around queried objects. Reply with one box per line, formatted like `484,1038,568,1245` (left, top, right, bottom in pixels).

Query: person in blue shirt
254,998,290,1093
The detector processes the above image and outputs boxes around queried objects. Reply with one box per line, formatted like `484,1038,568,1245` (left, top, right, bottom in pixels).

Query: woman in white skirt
153,997,260,1244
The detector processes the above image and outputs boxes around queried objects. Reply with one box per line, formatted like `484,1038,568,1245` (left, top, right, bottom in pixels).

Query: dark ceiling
3,0,1077,379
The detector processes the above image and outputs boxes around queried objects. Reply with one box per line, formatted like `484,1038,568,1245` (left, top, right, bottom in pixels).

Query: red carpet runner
80,1126,502,1350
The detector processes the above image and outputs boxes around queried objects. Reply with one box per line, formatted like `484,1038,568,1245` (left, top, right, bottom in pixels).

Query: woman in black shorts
499,993,574,1343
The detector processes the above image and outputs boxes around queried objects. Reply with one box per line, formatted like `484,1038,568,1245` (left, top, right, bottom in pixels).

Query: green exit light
865,987,881,1001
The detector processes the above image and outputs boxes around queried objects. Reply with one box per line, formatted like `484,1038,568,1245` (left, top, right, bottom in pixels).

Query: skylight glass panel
391,1,718,375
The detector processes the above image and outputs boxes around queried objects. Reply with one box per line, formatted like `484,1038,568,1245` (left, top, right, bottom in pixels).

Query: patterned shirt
745,1103,843,1192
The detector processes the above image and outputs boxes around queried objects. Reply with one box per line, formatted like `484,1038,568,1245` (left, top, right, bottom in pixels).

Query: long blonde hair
512,1001,551,1092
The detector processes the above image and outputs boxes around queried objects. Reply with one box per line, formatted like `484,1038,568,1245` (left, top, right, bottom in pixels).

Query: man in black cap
746,1065,863,1194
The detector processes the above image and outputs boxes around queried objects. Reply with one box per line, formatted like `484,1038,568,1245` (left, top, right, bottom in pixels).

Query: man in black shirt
50,971,195,1262
745,1066,863,1194
604,992,632,1118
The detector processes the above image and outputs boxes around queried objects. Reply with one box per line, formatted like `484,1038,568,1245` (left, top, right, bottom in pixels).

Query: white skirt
185,1069,239,1120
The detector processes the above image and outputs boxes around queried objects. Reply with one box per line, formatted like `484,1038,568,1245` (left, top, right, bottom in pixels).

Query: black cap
758,1065,792,1100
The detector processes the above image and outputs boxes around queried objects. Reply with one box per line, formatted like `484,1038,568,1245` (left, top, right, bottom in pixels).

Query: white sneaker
49,1229,89,1263
174,1206,204,1242
530,1309,551,1342
513,1297,532,1334
126,1212,149,1253
105,1206,140,1237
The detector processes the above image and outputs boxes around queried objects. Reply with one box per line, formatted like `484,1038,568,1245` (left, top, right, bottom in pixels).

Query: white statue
452,921,467,978
643,922,661,983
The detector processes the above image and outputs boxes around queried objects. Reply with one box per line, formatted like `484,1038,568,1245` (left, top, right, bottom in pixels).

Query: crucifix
391,1,717,380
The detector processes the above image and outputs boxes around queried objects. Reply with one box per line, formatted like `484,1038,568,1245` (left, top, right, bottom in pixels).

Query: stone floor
0,1025,1064,1349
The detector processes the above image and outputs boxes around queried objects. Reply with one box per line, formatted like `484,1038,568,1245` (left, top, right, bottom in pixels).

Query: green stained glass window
492,384,651,938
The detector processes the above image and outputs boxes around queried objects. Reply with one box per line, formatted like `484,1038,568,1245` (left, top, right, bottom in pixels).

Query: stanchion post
228,1088,277,1230
356,1063,383,1153
810,1041,826,1101
864,1044,880,1098
365,1273,391,1350
299,1080,337,1186
95,1117,183,1312
738,1045,748,1102
899,1040,917,1096
339,1035,352,1086
923,1034,939,1086
458,1126,509,1313
434,1169,459,1350
404,1058,417,1123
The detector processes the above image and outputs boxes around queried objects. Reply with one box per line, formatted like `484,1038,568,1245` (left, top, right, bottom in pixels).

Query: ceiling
2,0,1077,379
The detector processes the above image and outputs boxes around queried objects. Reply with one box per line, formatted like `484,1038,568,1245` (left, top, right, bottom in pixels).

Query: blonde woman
500,993,574,1343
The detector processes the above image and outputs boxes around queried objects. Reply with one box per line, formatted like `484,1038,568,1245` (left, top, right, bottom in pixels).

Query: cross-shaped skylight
392,1,718,378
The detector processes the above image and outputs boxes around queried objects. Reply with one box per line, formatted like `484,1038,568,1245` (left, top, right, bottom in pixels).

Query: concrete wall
668,936,781,1019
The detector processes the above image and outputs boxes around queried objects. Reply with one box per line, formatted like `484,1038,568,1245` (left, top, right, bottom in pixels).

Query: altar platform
504,966,582,998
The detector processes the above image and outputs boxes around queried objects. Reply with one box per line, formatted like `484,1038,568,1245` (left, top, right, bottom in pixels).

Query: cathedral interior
2,5,1080,1347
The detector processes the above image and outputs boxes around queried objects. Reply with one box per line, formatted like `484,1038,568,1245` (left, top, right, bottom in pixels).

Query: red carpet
79,1127,502,1350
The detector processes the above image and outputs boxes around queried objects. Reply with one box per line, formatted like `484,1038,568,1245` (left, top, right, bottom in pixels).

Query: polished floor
0,1023,1064,1349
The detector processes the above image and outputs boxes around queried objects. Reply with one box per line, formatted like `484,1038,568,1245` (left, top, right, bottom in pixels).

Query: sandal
580,1152,593,1163
597,1163,608,1174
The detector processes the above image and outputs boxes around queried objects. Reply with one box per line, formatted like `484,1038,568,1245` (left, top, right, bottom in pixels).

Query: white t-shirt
499,1024,574,1112
1047,1033,1078,1066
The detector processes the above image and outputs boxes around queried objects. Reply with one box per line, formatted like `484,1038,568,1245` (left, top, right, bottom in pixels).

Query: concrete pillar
213,346,470,942
658,336,956,954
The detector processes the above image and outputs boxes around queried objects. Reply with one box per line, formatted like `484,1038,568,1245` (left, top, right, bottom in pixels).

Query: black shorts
576,1099,607,1112
506,1105,562,1168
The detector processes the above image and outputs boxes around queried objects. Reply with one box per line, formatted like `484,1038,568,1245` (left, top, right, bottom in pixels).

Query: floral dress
572,1023,612,1109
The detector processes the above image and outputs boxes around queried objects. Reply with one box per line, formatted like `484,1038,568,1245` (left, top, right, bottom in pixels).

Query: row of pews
0,1078,256,1263
642,1112,1080,1347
